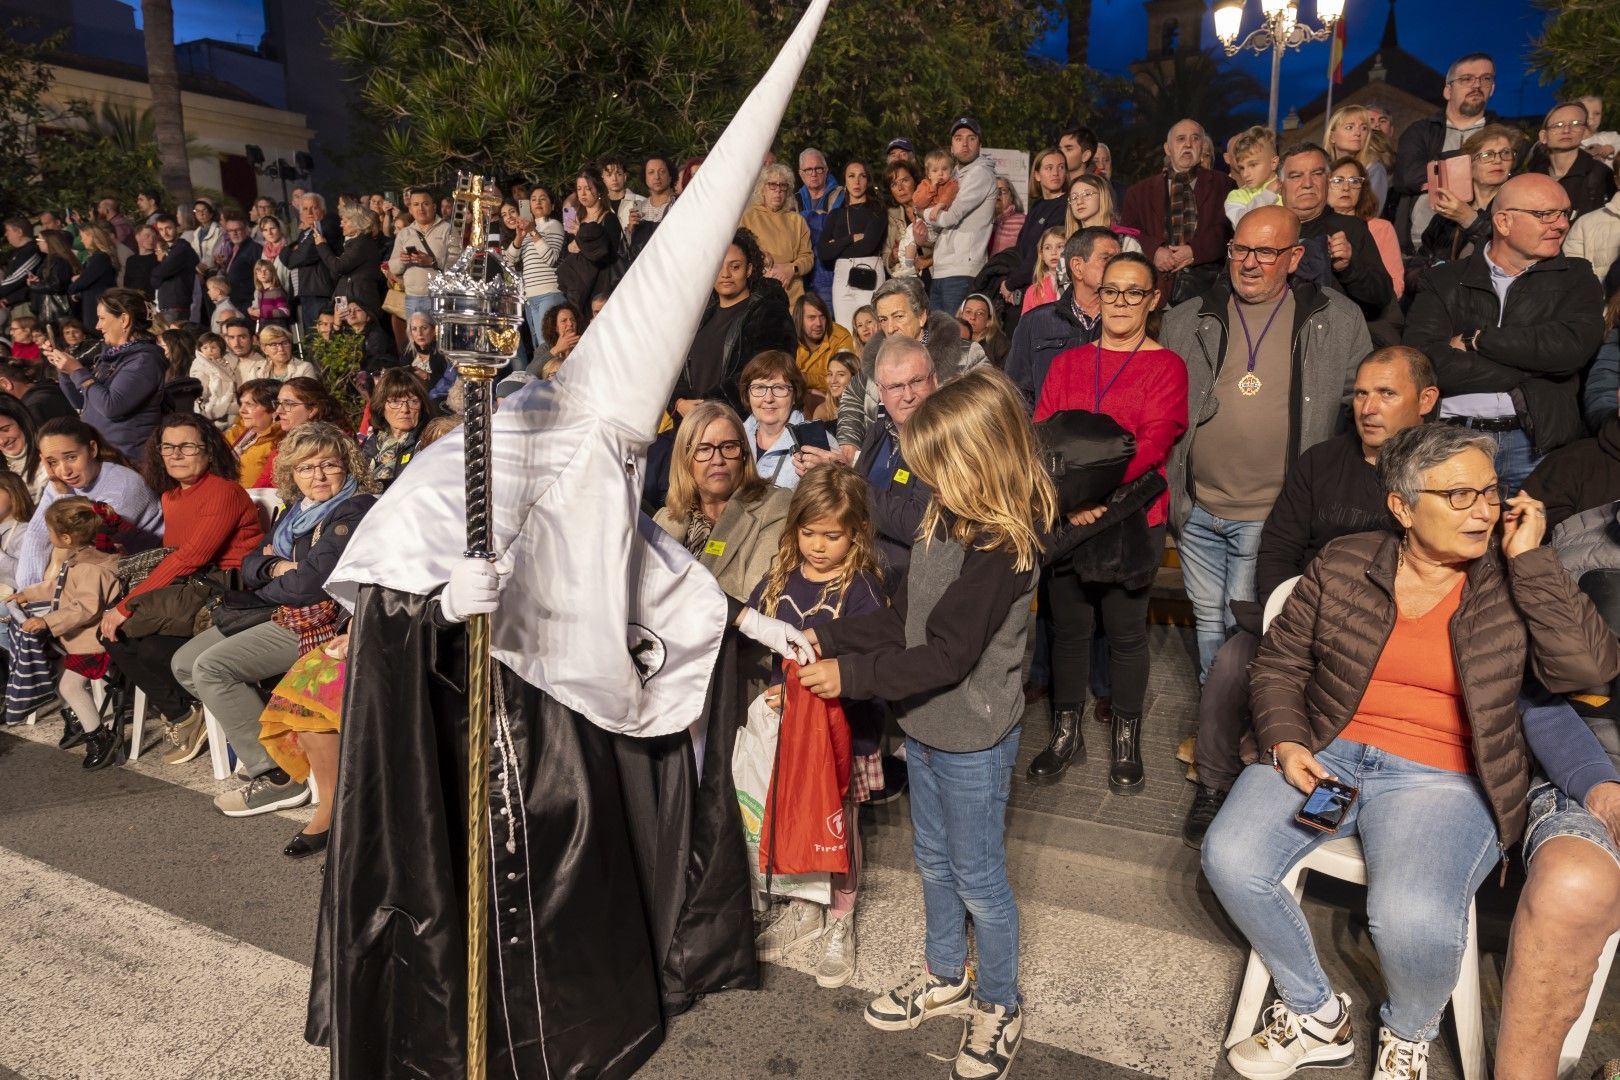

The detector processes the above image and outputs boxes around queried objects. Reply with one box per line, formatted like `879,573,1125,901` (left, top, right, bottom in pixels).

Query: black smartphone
1295,778,1359,833
790,422,834,451
405,245,420,256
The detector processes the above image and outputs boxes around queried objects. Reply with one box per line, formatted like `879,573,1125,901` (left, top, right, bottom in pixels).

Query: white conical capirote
553,0,831,437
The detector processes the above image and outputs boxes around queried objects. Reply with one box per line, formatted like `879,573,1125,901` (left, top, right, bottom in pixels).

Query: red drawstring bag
759,661,851,877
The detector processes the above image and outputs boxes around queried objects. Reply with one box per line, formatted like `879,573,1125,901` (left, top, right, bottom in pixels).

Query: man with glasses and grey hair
797,147,844,301
1394,51,1497,252
1406,172,1605,495
1162,204,1373,681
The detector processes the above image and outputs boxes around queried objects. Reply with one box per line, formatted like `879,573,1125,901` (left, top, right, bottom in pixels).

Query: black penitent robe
306,586,757,1078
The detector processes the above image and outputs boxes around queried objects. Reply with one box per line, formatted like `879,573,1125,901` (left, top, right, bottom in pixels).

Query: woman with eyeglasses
171,421,377,841
360,367,436,488
258,325,318,381
1061,174,1142,253
40,287,168,464
1028,251,1188,791
98,415,266,763
1326,158,1405,300
1204,422,1619,1080
738,350,816,491
741,163,814,306
1524,100,1617,220
252,376,349,488
1419,125,1521,267
654,399,791,601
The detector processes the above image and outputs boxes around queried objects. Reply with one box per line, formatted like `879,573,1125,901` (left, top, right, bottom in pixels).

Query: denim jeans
524,291,567,357
1201,738,1500,1041
1177,503,1265,679
905,726,1022,1008
929,276,973,320
404,293,434,320
1486,427,1543,496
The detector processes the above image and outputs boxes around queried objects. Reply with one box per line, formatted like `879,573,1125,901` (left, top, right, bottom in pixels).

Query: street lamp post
1213,0,1346,134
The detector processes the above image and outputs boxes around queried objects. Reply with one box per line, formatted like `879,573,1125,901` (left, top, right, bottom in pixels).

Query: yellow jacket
795,322,854,393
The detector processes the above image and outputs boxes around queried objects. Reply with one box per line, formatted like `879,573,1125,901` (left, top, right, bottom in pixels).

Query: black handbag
205,590,278,636
845,263,878,291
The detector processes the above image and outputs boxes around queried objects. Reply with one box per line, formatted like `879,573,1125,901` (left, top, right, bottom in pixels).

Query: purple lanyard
1233,290,1290,379
1094,335,1147,410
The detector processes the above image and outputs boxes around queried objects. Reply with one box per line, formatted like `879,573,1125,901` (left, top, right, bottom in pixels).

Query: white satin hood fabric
326,0,832,738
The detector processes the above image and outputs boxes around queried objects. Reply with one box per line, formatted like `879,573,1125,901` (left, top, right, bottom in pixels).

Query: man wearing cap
885,138,916,167
914,116,998,316
1121,118,1235,307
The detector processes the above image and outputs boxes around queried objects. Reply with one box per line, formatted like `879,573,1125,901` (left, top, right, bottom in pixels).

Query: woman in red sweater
101,415,264,755
1030,251,1189,792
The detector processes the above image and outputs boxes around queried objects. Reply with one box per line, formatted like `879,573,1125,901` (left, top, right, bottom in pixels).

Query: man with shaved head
1406,172,1605,493
1121,117,1236,306
1162,204,1374,680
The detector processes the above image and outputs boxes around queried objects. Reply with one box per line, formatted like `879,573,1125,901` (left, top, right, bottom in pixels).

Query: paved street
0,626,1616,1080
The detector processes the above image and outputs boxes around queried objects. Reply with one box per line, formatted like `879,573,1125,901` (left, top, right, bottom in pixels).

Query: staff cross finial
451,172,502,249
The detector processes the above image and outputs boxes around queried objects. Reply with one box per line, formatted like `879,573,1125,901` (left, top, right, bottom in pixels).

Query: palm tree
1120,49,1266,179
140,0,192,211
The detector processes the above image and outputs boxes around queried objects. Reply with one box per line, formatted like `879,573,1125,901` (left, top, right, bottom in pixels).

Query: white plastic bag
733,690,832,905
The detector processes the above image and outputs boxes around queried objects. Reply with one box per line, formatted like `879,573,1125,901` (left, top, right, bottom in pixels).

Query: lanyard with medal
1232,288,1290,397
1095,332,1147,410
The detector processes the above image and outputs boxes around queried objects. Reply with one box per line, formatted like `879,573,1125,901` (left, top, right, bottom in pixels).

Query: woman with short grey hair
1202,421,1620,1079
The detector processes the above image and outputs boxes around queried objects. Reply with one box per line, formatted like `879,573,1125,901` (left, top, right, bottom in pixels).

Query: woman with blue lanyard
739,350,828,491
1030,251,1189,792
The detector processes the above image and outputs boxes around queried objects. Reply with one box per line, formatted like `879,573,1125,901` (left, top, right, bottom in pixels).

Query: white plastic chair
1223,835,1488,1080
245,488,284,533
1560,931,1620,1078
1262,575,1303,634
204,707,232,781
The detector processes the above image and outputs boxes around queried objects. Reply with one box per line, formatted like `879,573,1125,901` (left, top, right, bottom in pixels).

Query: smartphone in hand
1295,778,1359,833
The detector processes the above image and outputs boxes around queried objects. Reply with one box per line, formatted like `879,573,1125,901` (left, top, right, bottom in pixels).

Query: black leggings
1047,527,1163,716
103,633,193,722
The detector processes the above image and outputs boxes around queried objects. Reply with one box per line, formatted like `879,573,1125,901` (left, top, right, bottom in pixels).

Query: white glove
737,607,815,666
438,557,503,623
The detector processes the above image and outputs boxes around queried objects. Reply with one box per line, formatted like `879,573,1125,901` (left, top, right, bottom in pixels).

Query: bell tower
1136,0,1208,70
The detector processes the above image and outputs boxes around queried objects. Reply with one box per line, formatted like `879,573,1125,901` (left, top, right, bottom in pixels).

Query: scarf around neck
1167,165,1199,247
272,476,358,559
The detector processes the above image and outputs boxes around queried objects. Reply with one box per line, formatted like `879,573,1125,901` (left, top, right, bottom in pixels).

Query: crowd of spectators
9,50,1620,1080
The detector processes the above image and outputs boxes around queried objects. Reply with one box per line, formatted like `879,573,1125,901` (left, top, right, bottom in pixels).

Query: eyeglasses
764,182,792,191
1327,176,1365,188
1448,73,1495,87
1547,119,1589,132
1419,487,1502,511
1098,286,1153,306
293,460,345,478
748,383,793,399
877,374,935,396
1500,207,1573,223
274,399,309,411
1229,242,1302,265
264,340,292,350
693,440,745,462
1473,148,1516,163
800,166,827,174
384,394,420,408
158,442,205,458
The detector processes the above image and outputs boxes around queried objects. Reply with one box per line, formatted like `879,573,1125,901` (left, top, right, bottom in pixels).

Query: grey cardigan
1160,281,1371,535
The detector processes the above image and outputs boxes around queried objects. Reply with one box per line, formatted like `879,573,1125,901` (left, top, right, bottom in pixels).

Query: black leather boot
1027,708,1084,782
81,724,117,771
58,708,86,750
1108,711,1144,794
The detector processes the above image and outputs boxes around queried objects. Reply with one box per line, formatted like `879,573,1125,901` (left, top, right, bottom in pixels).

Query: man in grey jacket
1161,205,1373,679
918,117,998,317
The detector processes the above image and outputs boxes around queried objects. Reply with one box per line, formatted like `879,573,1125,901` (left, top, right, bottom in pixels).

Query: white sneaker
1228,994,1355,1079
754,899,823,962
951,1000,1022,1079
815,914,855,988
1371,1027,1429,1080
864,967,974,1031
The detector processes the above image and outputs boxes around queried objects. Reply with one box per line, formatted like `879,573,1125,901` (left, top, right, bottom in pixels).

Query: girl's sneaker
864,968,973,1031
1228,994,1354,1079
754,899,823,962
951,1000,1022,1080
1372,1028,1429,1080
815,914,855,988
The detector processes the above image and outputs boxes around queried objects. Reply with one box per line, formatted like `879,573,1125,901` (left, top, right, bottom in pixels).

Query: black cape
306,585,757,1078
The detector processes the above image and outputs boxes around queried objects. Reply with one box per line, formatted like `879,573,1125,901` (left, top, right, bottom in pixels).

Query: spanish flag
1329,16,1347,84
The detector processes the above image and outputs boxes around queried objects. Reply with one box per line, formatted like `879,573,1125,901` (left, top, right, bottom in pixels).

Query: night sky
134,0,1559,121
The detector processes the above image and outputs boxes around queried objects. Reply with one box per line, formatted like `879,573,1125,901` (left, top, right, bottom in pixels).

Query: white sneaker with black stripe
951,1000,1022,1079
1228,993,1355,1079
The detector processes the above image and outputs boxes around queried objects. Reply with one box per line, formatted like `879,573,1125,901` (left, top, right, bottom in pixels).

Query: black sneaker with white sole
864,968,973,1031
951,1000,1022,1080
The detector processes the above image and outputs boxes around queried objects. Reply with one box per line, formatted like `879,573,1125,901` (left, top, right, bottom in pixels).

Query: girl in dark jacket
557,168,624,322
317,207,387,323
28,230,77,324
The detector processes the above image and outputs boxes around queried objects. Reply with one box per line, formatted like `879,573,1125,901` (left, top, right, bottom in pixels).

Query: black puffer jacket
1405,247,1606,455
